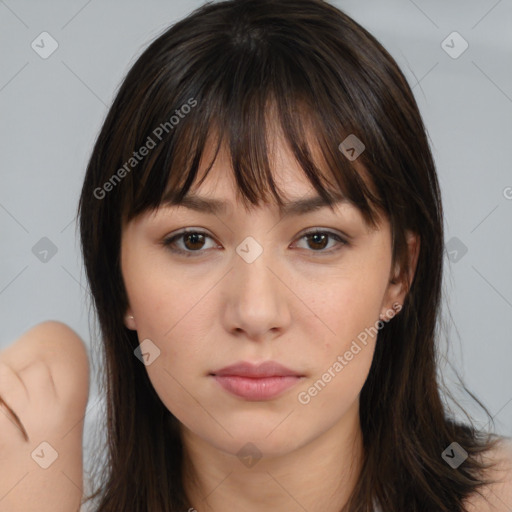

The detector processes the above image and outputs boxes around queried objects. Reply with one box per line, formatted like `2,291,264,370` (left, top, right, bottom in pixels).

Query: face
120,135,417,459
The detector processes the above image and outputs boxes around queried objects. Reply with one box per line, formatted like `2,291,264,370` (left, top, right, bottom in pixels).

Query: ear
380,230,420,320
124,308,137,330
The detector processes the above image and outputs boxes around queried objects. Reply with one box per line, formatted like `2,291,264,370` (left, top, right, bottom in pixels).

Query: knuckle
0,361,26,405
19,359,55,392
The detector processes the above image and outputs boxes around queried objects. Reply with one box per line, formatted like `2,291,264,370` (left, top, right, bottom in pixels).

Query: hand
0,321,90,512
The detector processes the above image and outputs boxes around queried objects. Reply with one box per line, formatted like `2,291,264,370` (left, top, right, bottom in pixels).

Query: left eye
293,230,347,252
162,229,347,257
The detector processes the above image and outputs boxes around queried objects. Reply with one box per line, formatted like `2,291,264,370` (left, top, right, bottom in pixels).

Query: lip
212,361,302,378
210,361,304,401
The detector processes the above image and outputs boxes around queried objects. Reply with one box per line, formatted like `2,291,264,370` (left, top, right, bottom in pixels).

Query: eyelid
161,228,220,258
291,228,348,253
162,227,349,256
294,227,349,243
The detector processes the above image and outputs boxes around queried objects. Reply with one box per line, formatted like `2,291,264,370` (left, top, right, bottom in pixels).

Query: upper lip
211,361,303,378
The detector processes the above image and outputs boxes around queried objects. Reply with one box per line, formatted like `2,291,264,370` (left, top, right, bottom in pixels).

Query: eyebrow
162,191,347,217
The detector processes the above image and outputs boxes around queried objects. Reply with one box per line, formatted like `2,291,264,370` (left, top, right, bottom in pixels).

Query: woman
2,0,511,510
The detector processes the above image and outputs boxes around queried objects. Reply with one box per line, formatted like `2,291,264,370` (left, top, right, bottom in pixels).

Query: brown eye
163,230,218,257
162,228,347,258
306,232,329,250
294,230,347,253
182,232,206,250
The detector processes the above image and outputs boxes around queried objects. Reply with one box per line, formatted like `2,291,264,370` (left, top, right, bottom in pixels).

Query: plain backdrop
1,0,511,502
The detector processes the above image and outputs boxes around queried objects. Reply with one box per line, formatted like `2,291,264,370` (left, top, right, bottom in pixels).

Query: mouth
210,361,305,401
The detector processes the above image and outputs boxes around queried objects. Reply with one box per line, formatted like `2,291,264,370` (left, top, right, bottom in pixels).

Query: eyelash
161,229,348,258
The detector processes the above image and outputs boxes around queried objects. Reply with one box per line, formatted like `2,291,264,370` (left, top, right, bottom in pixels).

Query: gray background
1,0,511,501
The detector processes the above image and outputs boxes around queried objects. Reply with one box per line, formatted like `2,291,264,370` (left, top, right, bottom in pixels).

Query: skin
0,321,89,512
464,440,512,512
1,140,510,511
121,133,420,512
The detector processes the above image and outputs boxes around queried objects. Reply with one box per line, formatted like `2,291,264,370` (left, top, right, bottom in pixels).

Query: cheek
123,250,201,341
310,264,388,357
123,265,214,417
294,276,386,412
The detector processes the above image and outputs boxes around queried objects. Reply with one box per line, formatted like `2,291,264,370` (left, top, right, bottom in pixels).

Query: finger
0,396,29,442
0,361,29,413
0,362,30,442
18,359,58,407
2,361,58,442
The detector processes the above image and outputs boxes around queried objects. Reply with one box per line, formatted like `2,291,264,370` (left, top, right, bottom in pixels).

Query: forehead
126,105,385,232
184,118,344,197
161,131,350,218
198,141,319,198
156,150,384,238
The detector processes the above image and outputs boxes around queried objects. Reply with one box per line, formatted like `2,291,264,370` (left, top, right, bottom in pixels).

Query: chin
198,422,312,461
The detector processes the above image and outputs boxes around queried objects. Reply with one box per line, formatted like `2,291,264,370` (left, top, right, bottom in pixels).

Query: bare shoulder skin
464,437,512,512
0,321,90,512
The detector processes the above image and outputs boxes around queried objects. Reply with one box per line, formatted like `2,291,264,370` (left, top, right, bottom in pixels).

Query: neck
181,402,364,512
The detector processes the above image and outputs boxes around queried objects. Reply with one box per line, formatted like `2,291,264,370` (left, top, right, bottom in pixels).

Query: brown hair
78,0,499,510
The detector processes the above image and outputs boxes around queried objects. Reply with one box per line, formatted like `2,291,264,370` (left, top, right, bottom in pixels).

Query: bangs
118,6,387,229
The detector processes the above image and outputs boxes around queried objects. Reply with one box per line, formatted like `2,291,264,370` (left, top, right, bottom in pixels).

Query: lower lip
212,375,302,400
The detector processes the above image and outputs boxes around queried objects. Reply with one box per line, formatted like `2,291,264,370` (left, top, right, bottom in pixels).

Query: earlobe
380,231,420,319
124,311,137,330
379,302,403,321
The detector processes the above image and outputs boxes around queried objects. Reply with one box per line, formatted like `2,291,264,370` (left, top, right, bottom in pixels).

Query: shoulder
464,437,512,512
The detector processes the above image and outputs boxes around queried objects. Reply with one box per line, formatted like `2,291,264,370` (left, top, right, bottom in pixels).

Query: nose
222,243,292,342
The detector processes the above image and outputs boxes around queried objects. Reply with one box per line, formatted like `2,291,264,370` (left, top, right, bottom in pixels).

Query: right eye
162,229,221,257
